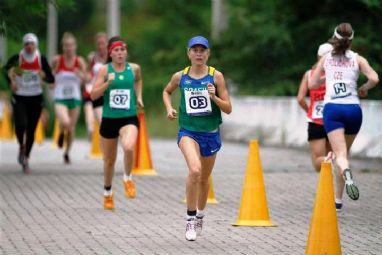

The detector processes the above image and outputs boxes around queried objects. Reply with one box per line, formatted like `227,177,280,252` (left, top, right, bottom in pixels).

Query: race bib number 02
110,89,130,109
331,82,351,99
312,100,324,119
185,89,212,116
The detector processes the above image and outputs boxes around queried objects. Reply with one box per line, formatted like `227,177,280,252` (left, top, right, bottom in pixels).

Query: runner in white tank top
309,23,379,207
51,32,87,164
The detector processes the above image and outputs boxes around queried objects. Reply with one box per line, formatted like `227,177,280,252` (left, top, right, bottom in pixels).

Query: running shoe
57,132,65,148
124,180,136,198
64,153,71,164
343,169,359,200
185,219,197,241
196,215,204,235
22,157,31,174
103,193,114,210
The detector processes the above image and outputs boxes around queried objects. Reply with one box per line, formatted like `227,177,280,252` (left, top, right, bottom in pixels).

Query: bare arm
208,70,232,114
90,65,111,101
51,55,60,74
163,71,182,120
296,71,309,113
130,63,144,108
76,57,88,84
309,57,326,89
357,55,379,97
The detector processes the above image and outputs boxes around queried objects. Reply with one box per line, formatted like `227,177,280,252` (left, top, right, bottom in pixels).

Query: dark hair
329,23,353,56
106,36,126,63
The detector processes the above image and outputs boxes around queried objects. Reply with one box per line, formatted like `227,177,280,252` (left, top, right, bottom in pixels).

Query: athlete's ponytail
106,36,126,63
329,23,353,56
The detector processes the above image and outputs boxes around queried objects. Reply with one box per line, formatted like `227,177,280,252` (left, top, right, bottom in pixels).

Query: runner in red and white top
83,32,108,139
5,33,55,173
297,43,333,172
51,32,87,164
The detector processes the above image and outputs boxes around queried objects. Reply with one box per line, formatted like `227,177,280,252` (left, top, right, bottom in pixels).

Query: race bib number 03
312,100,324,119
185,89,212,116
110,89,130,109
331,82,351,99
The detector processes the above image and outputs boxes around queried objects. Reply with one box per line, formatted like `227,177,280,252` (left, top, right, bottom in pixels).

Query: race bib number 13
110,89,130,109
185,89,212,116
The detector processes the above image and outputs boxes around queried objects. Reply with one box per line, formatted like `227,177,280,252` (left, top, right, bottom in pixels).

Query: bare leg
84,102,95,138
102,137,118,187
119,125,139,176
65,107,80,155
308,138,327,172
197,155,217,210
179,137,202,212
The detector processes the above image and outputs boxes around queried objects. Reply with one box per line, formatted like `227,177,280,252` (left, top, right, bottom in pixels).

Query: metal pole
211,0,228,41
47,2,58,62
0,35,6,64
107,0,121,38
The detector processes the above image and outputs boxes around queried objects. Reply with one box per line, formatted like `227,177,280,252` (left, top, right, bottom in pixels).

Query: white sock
335,198,342,204
104,189,113,196
196,209,205,218
186,215,196,221
123,173,132,182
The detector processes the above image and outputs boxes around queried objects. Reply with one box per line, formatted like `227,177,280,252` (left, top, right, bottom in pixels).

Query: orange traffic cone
35,117,45,145
0,102,14,140
132,111,156,175
233,140,276,227
305,162,342,255
89,121,102,159
183,175,219,204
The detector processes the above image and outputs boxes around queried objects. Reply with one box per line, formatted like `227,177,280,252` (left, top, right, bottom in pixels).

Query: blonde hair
61,32,76,45
95,32,107,41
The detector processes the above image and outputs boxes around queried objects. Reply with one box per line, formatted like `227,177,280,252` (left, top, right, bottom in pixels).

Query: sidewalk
0,139,381,254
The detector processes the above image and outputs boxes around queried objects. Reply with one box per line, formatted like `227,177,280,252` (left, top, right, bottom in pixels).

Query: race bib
331,82,351,99
18,71,40,89
110,89,130,109
185,89,212,116
312,100,324,119
62,86,74,99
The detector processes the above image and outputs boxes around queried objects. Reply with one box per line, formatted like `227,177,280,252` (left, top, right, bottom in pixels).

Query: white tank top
54,56,82,100
323,50,360,105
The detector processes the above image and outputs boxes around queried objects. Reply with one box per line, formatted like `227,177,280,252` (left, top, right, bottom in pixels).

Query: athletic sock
187,210,197,220
123,173,132,182
104,186,112,196
335,198,343,204
196,209,205,218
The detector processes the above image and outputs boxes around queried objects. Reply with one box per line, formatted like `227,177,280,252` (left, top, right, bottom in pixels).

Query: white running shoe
196,216,203,236
185,219,197,241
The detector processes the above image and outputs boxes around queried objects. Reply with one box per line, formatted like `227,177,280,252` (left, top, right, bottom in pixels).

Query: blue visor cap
188,36,209,49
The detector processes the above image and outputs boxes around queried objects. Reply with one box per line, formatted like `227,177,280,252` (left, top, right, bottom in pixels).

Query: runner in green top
163,36,232,241
91,36,144,210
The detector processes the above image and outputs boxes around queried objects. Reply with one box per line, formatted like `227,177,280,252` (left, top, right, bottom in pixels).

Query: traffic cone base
132,168,156,175
233,220,275,227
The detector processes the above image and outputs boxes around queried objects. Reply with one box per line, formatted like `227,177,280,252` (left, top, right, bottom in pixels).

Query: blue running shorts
323,103,363,135
177,128,222,157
